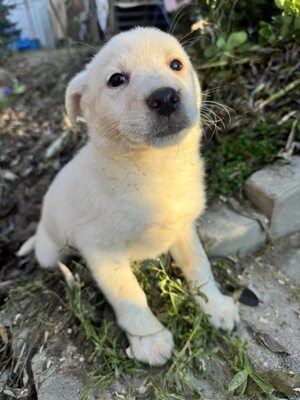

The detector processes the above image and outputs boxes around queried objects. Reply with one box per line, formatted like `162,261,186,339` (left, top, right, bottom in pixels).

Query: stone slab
262,231,300,285
31,343,90,400
245,157,300,240
197,203,266,257
236,233,300,376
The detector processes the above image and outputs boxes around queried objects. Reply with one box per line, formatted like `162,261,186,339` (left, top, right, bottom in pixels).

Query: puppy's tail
17,235,36,257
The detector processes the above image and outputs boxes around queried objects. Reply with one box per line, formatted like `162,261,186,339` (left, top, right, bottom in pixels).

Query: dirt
0,48,91,295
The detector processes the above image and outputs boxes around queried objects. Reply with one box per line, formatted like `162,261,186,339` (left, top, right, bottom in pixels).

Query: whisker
201,103,232,119
202,86,226,95
181,34,209,49
80,56,95,66
200,108,226,134
169,11,186,36
200,111,222,127
202,101,233,125
201,106,227,128
202,100,233,113
169,2,197,35
179,29,196,45
71,41,98,53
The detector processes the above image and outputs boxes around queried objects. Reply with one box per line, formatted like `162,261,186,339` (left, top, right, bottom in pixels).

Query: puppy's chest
124,160,204,257
142,171,202,221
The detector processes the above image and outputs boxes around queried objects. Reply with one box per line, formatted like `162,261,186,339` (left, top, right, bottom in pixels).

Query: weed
203,120,298,198
61,257,282,399
2,258,286,399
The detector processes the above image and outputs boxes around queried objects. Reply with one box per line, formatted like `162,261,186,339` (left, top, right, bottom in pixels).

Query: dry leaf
0,323,8,345
248,326,290,355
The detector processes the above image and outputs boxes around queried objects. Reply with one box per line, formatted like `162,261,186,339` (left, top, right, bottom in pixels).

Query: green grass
58,258,283,399
203,120,299,199
2,258,287,399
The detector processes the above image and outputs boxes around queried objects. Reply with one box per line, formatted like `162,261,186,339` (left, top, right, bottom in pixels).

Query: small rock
197,203,266,257
245,157,300,239
2,170,18,182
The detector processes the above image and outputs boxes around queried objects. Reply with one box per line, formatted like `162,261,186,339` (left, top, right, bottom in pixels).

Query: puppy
18,27,239,366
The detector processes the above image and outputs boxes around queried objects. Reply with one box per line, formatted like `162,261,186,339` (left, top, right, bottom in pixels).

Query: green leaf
239,351,252,371
249,372,274,395
228,370,248,392
226,31,247,51
280,15,294,38
259,22,276,45
246,371,300,397
14,83,26,95
216,36,225,49
294,13,300,29
239,377,248,396
276,0,300,15
169,292,178,314
275,0,285,9
203,46,216,58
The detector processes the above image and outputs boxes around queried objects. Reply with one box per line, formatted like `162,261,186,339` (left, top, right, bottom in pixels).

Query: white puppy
18,27,239,366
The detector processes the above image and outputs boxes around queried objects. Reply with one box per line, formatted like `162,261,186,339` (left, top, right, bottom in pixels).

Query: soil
0,48,91,293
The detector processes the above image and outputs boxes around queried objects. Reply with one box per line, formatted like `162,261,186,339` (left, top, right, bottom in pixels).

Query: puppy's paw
197,293,240,332
126,328,174,366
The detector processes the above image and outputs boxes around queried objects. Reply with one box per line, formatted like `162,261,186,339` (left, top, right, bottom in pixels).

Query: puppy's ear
65,71,88,124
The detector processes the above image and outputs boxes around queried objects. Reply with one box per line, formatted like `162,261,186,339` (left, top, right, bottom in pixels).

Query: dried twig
256,79,300,110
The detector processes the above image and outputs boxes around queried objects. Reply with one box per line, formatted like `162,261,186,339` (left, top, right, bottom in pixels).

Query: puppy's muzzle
146,87,180,117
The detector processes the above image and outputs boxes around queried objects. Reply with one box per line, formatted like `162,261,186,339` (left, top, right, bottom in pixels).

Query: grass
203,119,299,199
1,257,287,399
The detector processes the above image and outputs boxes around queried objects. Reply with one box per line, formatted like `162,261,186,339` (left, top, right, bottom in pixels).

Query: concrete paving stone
32,359,83,400
245,157,300,240
197,203,267,257
238,254,300,372
31,344,92,400
264,243,300,285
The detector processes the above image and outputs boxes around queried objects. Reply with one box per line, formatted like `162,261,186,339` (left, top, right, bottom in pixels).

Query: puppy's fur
19,28,239,366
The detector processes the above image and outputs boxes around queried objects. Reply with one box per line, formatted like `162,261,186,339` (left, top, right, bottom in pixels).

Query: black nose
146,87,180,117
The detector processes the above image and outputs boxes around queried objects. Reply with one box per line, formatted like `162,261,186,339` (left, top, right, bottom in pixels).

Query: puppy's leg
82,248,174,366
170,224,240,331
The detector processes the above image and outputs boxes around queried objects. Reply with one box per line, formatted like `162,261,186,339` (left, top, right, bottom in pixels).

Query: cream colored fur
18,28,239,366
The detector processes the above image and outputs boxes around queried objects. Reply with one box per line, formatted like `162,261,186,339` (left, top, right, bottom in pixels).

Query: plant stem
256,78,300,110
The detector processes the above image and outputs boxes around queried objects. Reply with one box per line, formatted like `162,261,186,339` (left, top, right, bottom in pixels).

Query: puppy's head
66,28,201,149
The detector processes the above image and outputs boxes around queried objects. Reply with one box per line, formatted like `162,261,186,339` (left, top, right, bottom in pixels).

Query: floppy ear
65,71,88,124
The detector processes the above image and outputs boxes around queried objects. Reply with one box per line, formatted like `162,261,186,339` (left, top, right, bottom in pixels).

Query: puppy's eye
170,59,182,71
108,73,127,87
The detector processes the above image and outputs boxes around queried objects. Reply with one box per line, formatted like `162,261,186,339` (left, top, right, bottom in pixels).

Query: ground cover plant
2,256,292,399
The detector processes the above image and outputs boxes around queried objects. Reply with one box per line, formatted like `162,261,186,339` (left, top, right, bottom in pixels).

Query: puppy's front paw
197,293,240,332
126,328,174,366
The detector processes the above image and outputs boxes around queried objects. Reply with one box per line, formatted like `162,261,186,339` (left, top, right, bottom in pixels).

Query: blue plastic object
17,38,41,51
29,39,40,49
